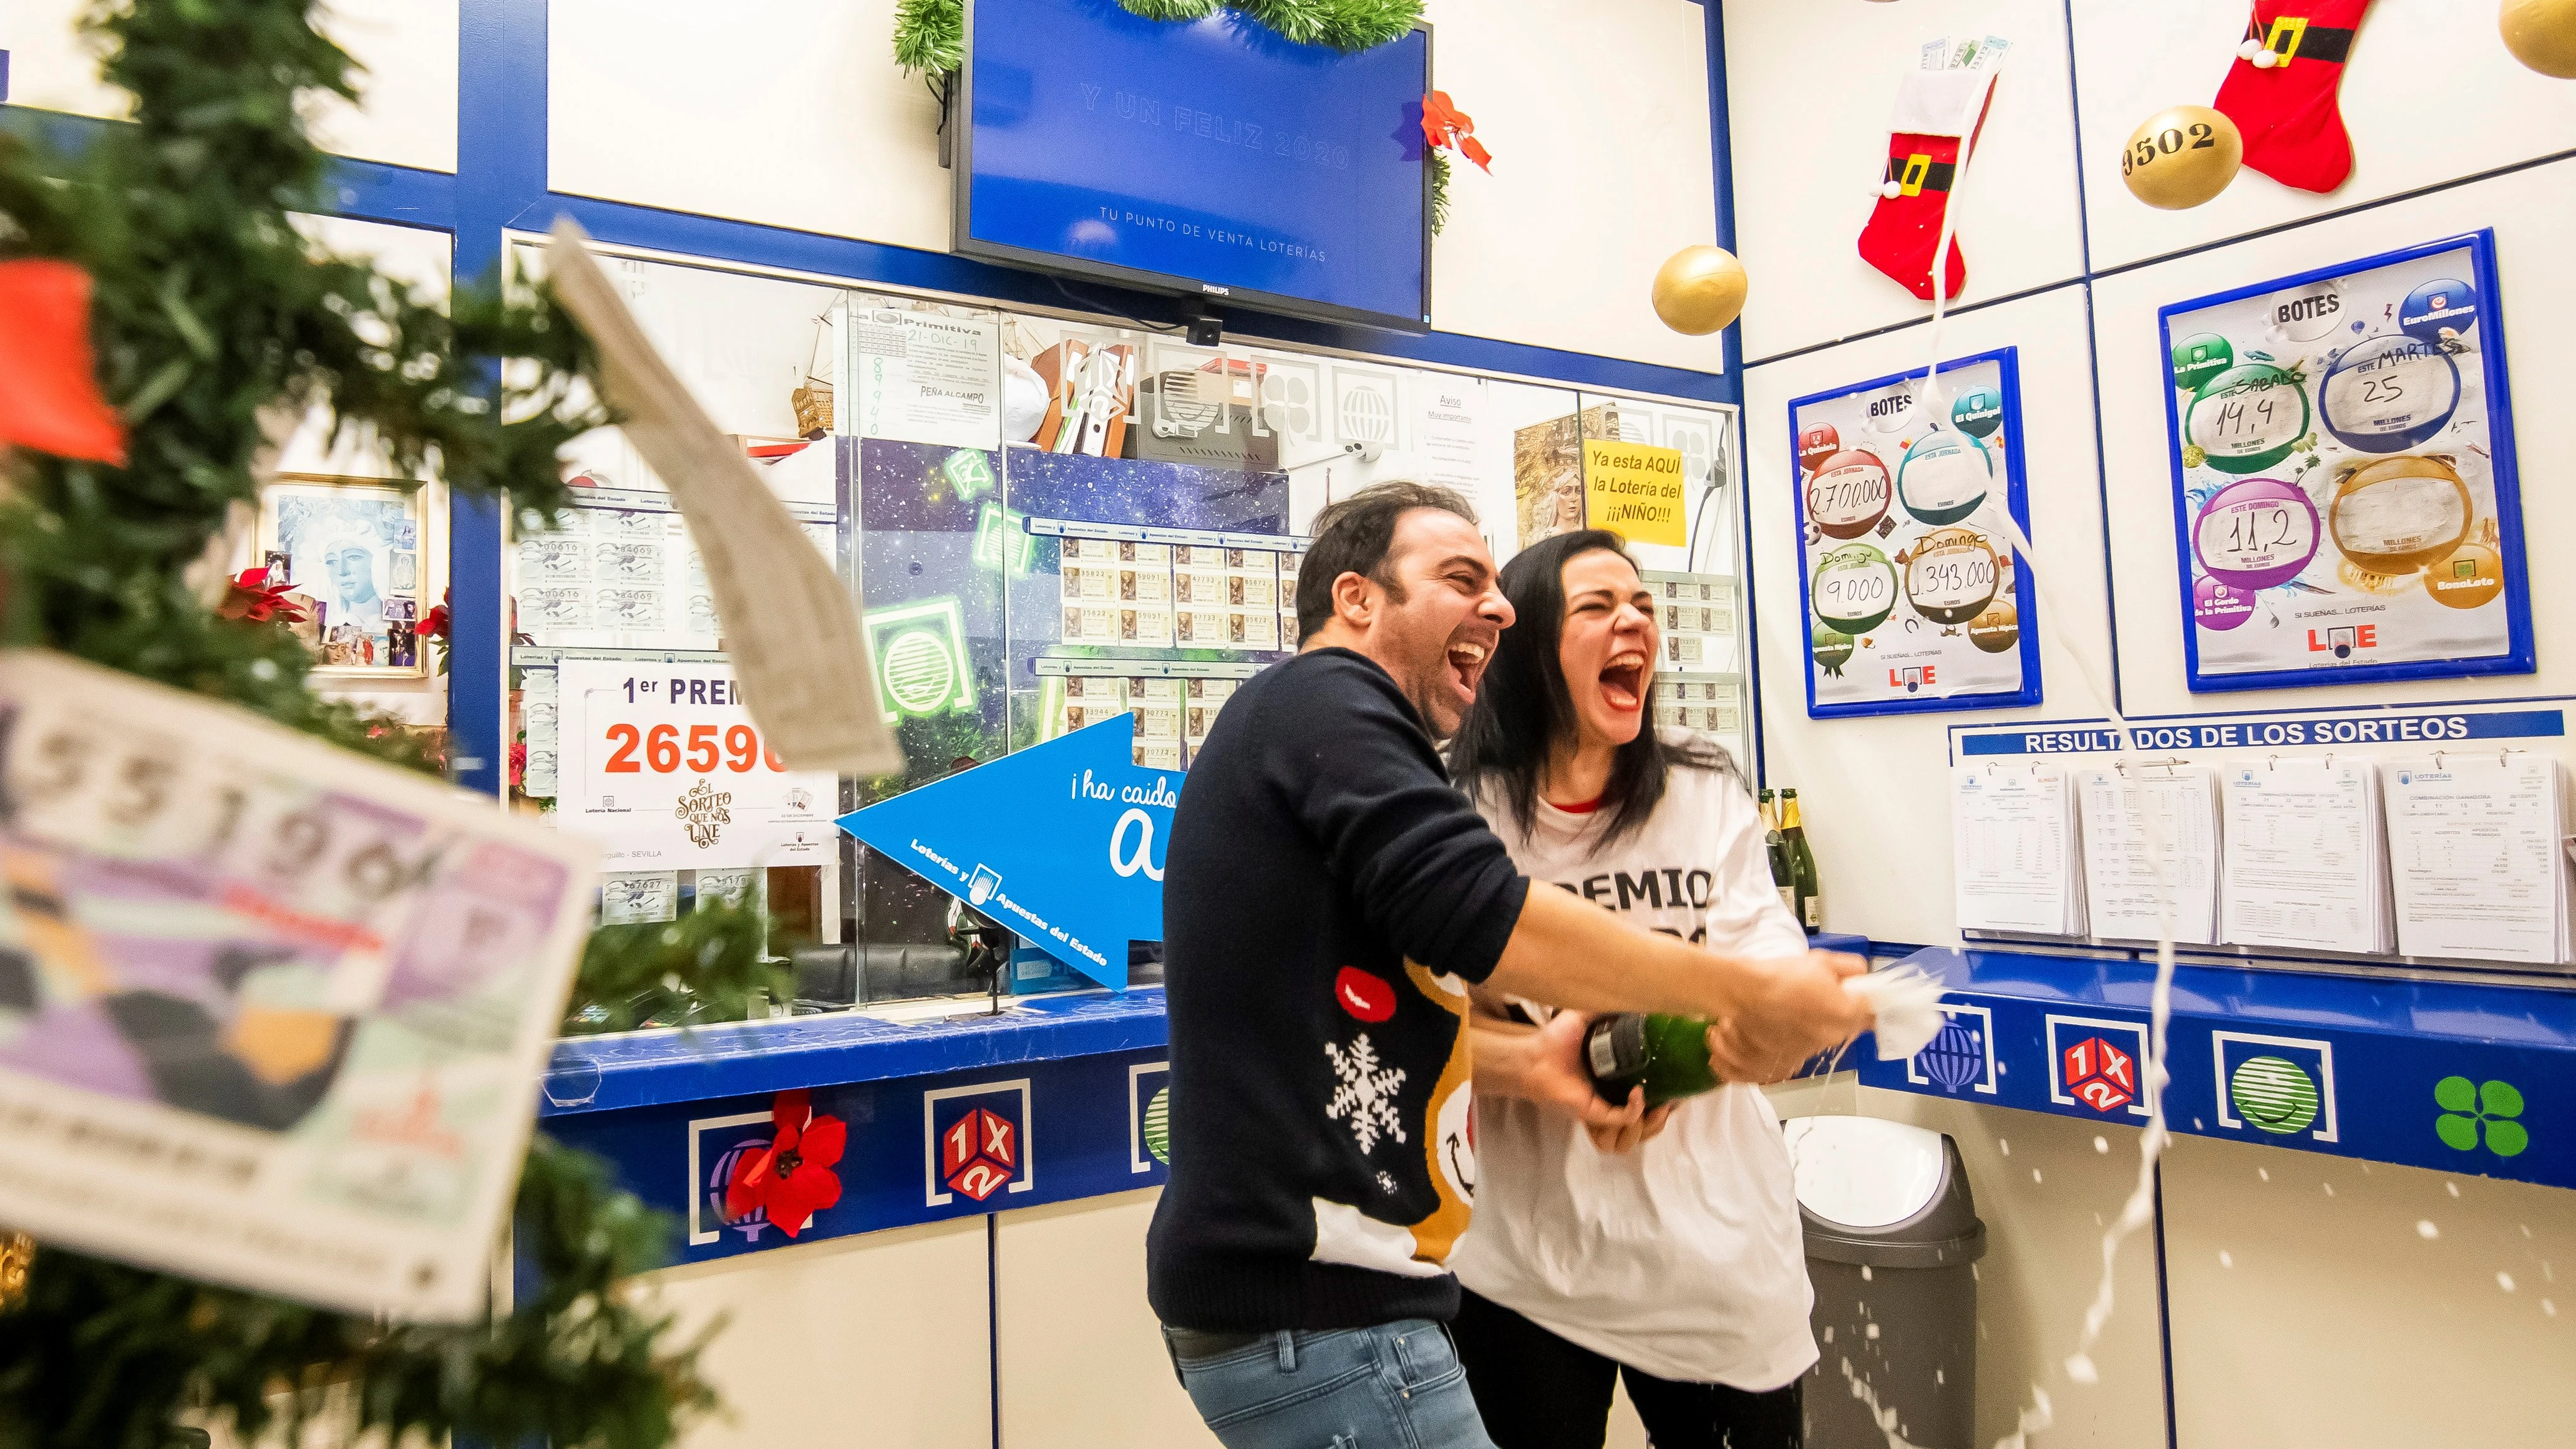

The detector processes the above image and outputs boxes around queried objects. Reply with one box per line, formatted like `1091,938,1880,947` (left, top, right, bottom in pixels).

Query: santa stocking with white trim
2213,0,2374,193
1857,63,2001,303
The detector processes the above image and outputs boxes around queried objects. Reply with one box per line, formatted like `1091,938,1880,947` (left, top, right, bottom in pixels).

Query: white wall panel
646,1218,994,1449
0,0,458,173
2091,160,2576,722
1723,0,2086,362
1417,0,1719,371
548,0,951,256
2072,0,2576,270
1745,287,2109,947
995,1190,1217,1449
2161,1135,2576,1447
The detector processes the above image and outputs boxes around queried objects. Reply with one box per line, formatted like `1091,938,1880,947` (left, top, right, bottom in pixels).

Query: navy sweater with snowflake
1147,648,1531,1332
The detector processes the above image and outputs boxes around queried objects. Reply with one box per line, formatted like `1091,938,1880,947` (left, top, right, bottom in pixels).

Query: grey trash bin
1786,1116,1986,1449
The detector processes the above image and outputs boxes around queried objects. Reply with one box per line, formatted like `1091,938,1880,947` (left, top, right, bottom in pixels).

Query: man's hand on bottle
1704,949,1872,1084
1524,1009,1674,1153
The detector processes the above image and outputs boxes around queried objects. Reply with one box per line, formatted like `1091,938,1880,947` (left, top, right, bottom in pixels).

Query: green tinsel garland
895,0,1445,232
0,2,784,1445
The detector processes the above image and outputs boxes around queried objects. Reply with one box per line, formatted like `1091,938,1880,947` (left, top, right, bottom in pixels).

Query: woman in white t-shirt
1446,529,1813,1449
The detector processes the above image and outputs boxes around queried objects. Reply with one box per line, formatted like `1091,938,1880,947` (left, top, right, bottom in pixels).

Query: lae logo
2046,1015,2151,1118
2434,1076,2527,1158
924,1080,1034,1206
2214,1033,2337,1143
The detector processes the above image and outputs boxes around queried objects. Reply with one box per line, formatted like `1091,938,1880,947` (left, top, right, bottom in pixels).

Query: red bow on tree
1421,90,1492,172
218,566,308,624
0,259,129,465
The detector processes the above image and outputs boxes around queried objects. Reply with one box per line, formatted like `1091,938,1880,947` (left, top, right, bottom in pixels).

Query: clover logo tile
2212,1033,2337,1143
1129,1061,1172,1175
2434,1076,2527,1158
2046,1015,2151,1118
924,1080,1033,1206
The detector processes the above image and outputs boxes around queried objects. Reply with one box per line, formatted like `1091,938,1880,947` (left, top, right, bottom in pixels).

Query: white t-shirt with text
1447,749,1817,1389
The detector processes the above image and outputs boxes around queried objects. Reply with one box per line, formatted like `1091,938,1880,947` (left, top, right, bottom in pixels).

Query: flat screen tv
953,0,1433,332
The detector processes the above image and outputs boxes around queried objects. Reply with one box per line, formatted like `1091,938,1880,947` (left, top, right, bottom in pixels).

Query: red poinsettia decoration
509,740,528,791
1421,90,1492,172
0,259,127,465
421,587,452,642
218,566,308,624
724,1088,845,1238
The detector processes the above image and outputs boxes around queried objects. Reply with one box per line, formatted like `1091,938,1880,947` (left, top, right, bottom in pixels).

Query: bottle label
1779,886,1796,914
1805,896,1822,928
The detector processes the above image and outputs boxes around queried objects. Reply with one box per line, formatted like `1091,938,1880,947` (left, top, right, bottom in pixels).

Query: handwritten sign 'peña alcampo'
1582,440,1687,547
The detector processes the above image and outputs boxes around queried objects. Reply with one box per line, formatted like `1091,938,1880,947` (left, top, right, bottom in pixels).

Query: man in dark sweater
1149,482,1870,1448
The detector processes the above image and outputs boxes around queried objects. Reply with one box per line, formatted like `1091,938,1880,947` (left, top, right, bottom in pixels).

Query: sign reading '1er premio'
1786,346,2043,719
555,660,837,871
2157,230,2534,692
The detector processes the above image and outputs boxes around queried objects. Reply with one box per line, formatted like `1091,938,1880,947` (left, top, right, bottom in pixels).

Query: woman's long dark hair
1450,530,1734,848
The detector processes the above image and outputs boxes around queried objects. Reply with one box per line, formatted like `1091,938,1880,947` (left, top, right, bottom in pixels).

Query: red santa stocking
1857,64,2000,303
2212,0,2373,193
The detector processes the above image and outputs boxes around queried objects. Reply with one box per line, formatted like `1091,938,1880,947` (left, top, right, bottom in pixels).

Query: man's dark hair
1450,529,1735,848
1295,481,1480,639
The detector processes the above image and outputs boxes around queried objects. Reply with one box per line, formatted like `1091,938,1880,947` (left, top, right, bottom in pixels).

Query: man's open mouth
1447,638,1490,695
1600,650,1648,712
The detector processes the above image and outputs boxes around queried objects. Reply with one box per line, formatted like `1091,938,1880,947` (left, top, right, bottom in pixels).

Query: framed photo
1786,346,2043,719
258,477,429,676
2157,230,2533,692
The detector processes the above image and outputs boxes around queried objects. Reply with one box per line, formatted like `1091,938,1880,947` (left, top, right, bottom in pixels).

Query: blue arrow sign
835,715,1178,989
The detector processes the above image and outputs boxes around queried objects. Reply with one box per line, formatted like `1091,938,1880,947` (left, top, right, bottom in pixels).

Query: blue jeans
1163,1321,1500,1449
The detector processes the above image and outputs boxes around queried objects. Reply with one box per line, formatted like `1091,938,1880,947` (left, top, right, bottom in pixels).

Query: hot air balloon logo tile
1129,1061,1172,1175
1904,1004,1996,1095
2212,1033,2338,1143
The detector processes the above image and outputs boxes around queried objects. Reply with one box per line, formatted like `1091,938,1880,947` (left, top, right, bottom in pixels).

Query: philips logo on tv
1200,284,1232,296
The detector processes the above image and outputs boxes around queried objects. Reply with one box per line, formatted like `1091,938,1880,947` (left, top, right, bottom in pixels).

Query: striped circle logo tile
2229,1055,2320,1135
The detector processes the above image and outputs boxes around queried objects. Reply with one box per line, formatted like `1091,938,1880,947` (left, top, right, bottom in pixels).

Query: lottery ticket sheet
0,651,599,1321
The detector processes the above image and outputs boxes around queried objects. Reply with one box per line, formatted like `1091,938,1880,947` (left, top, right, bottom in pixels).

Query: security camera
1346,440,1384,464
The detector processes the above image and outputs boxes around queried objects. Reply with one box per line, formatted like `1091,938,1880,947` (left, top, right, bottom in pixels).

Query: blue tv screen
955,0,1432,331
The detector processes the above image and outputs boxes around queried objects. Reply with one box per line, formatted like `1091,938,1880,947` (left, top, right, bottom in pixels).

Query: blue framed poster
1786,347,2043,719
2157,230,2534,693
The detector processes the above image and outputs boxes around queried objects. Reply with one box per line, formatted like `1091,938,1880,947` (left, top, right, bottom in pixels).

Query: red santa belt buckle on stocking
2215,1,2374,193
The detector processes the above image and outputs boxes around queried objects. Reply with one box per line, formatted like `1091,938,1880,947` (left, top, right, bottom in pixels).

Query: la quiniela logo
676,780,732,849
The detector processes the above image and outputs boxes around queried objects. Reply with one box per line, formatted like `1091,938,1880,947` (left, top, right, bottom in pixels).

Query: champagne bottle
1782,788,1822,933
1583,1013,1724,1107
1757,788,1796,917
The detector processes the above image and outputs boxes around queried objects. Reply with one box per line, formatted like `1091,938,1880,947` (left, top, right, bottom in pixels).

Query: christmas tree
0,2,779,1445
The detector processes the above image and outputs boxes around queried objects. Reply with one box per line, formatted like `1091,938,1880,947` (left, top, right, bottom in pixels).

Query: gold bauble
2502,0,2576,77
2120,106,2243,210
1651,246,1749,336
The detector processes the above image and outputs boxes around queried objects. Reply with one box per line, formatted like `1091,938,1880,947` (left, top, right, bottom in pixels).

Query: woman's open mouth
1599,650,1648,712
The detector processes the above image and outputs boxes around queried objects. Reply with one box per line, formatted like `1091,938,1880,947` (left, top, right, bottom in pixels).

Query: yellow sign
1582,439,1688,546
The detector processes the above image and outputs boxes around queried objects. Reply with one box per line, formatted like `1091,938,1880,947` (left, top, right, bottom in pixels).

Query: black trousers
1451,1287,1803,1449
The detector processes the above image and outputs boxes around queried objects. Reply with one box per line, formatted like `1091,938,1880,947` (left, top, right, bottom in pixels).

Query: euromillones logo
675,779,732,849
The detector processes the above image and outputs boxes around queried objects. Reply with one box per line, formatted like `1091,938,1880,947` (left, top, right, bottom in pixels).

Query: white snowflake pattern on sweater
1324,1034,1407,1154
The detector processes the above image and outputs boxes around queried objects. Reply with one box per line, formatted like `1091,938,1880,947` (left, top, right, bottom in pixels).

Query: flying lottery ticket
0,650,598,1320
